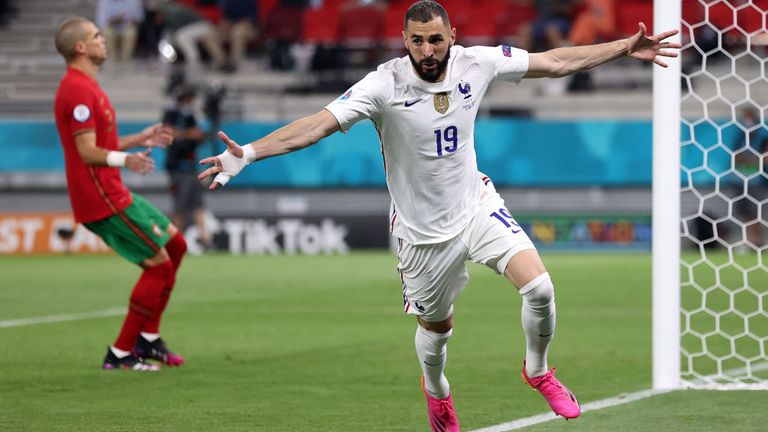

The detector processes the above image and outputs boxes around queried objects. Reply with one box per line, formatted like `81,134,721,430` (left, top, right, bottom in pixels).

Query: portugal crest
433,92,449,114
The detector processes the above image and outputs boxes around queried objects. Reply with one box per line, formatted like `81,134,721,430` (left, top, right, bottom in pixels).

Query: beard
89,51,106,66
408,45,452,83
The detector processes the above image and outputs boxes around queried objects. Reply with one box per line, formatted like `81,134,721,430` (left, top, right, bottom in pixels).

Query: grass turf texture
0,252,764,431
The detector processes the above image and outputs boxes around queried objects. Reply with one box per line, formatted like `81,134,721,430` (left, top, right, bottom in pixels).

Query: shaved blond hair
55,17,91,61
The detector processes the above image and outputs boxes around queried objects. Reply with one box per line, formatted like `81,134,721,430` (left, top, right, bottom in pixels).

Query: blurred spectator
96,0,145,63
732,108,768,248
563,0,616,92
162,84,211,249
157,0,226,71
139,0,165,59
517,0,574,52
0,0,17,26
568,0,615,46
217,0,259,72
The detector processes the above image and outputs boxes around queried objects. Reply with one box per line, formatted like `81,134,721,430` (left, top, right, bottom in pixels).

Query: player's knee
415,325,452,354
131,261,174,311
417,314,453,333
166,232,187,258
520,272,554,306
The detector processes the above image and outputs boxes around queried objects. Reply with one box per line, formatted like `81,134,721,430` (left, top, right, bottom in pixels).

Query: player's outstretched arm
75,131,155,175
118,122,174,150
525,22,681,79
198,109,341,190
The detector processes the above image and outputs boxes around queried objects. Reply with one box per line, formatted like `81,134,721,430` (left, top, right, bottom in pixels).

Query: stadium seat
495,1,537,46
736,2,767,35
682,0,705,27
456,0,502,46
338,5,384,47
383,2,409,47
338,4,385,68
261,5,304,43
259,0,280,23
302,2,341,44
615,0,653,37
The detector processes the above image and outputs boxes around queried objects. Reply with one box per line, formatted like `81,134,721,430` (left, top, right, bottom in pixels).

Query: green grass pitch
0,252,765,431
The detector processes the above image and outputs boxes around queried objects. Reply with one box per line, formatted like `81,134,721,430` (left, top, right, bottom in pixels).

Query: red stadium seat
457,0,504,45
736,2,766,35
303,3,341,44
261,5,304,43
615,0,653,37
259,0,280,23
338,5,384,47
384,2,410,44
496,1,537,43
682,0,705,26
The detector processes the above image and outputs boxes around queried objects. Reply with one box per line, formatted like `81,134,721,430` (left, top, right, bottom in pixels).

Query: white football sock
140,332,160,342
415,325,452,399
110,346,132,358
520,272,556,378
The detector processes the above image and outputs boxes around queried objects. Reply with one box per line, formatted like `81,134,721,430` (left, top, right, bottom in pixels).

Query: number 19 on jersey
434,126,458,157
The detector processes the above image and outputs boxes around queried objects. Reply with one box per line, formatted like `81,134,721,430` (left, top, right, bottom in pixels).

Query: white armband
106,151,128,167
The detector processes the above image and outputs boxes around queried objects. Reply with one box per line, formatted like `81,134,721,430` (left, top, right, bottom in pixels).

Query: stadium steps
0,0,94,116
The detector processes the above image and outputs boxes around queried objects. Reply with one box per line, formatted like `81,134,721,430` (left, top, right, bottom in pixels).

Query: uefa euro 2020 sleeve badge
433,92,449,114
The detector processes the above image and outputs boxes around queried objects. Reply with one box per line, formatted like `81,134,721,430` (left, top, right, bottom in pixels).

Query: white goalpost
653,0,682,391
656,0,768,390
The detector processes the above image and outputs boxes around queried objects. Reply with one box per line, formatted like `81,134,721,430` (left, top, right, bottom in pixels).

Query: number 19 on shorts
434,126,458,157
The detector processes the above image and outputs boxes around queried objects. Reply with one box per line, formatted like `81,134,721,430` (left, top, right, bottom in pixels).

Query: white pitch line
0,307,125,329
469,388,675,432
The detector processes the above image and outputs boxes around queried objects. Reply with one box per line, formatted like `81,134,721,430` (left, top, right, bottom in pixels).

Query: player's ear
74,40,86,56
449,27,456,45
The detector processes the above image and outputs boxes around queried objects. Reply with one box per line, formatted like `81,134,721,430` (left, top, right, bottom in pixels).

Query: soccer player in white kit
199,1,681,430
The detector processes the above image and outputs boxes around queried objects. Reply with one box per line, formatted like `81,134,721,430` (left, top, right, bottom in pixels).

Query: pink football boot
521,361,581,419
421,376,460,431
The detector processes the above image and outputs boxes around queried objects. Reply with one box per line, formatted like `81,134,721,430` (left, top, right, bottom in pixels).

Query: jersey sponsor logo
458,82,472,99
433,92,449,114
404,98,420,107
502,45,512,57
73,104,91,123
339,89,352,100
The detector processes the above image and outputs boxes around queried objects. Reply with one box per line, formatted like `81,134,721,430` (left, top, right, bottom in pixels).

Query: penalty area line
468,388,675,432
0,308,126,329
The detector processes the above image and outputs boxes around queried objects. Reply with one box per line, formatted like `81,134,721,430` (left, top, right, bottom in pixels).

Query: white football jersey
325,44,529,244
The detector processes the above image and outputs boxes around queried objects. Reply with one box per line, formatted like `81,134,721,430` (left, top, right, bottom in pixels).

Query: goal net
678,0,768,389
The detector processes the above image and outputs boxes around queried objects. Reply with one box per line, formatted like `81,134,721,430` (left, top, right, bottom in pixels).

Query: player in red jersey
54,17,187,371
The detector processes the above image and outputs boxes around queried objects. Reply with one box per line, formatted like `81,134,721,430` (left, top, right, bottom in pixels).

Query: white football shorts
396,173,536,322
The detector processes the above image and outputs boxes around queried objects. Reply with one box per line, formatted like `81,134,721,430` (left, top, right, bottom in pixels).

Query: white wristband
106,151,128,167
243,145,257,163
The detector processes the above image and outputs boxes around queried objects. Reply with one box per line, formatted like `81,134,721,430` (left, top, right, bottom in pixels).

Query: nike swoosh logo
424,360,444,366
404,99,420,107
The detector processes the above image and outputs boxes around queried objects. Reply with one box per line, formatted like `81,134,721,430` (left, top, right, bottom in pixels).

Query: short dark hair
404,1,450,30
55,17,90,61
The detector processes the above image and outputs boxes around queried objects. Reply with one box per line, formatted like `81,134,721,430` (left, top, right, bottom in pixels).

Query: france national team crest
502,45,512,57
433,92,449,114
458,82,472,99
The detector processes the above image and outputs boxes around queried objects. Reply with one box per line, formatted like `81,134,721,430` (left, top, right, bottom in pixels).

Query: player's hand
198,131,248,190
125,149,155,175
140,122,174,149
627,22,682,68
